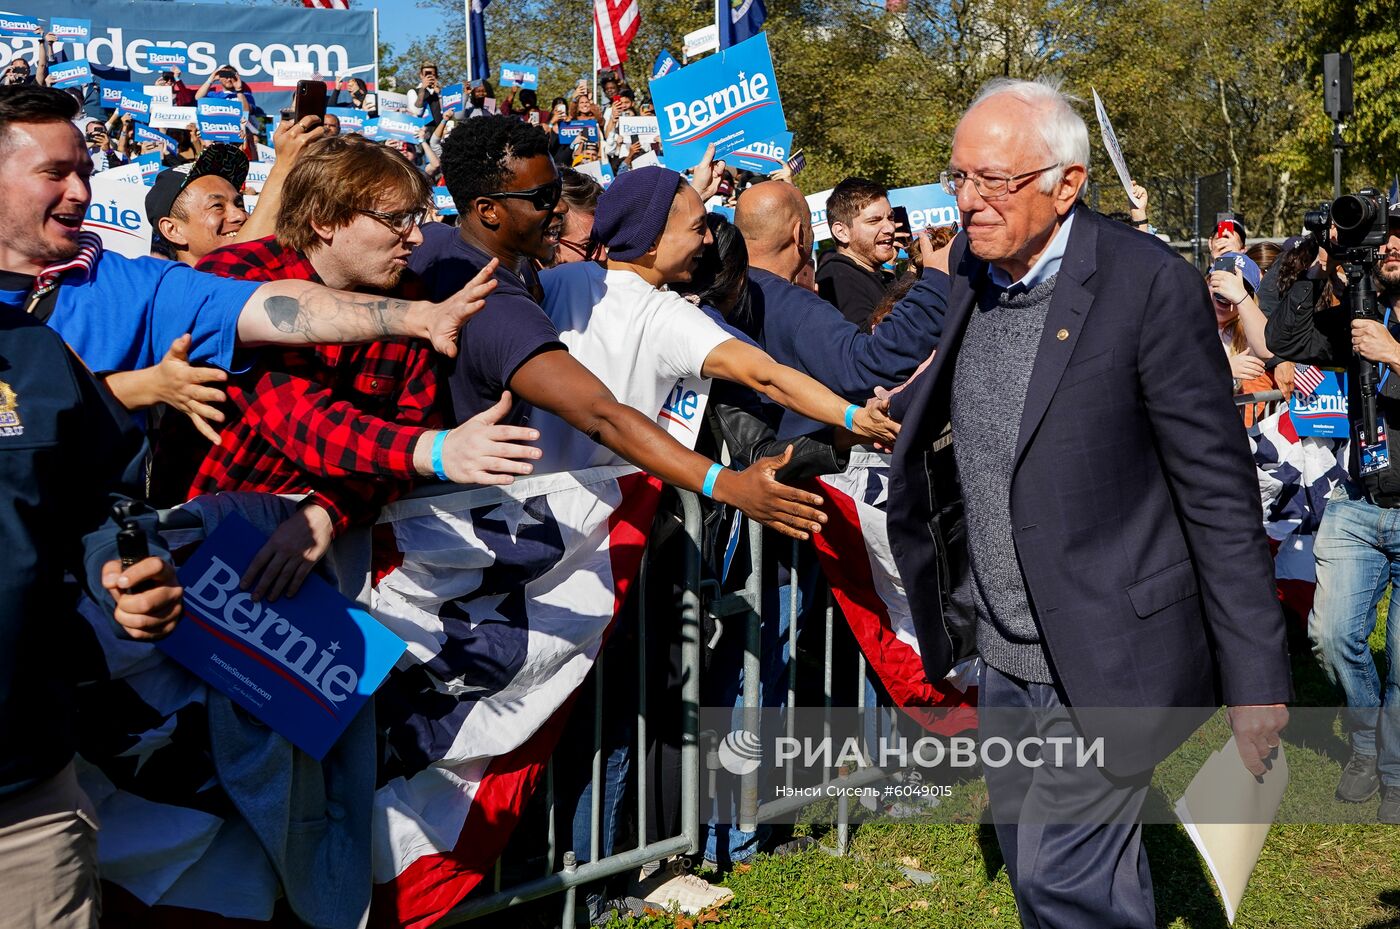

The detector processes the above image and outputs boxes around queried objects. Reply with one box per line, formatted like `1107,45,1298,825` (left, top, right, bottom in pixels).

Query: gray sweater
949,274,1058,683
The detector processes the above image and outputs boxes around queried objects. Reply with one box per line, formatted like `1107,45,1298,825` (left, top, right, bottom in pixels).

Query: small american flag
302,0,350,8
1293,364,1326,399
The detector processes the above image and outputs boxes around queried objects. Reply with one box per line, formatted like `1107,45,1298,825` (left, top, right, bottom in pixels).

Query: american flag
1292,364,1327,399
810,451,978,735
594,0,639,68
303,0,350,8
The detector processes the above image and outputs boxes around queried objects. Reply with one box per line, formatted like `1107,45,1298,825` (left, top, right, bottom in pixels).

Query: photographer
410,61,443,133
1265,200,1400,822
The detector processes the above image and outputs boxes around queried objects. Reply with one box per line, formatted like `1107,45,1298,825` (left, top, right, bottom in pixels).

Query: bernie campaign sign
48,58,92,89
649,32,786,172
146,45,187,69
164,514,407,760
50,17,90,41
887,183,960,232
440,83,464,116
134,123,177,153
378,111,428,143
326,106,365,134
1290,371,1348,438
197,98,243,142
727,131,793,174
0,0,375,112
499,61,539,90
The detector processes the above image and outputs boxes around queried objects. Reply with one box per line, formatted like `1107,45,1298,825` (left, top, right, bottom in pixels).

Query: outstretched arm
236,260,498,357
510,349,827,540
701,338,898,444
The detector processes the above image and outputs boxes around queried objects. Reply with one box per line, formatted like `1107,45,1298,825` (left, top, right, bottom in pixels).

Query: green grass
617,611,1399,928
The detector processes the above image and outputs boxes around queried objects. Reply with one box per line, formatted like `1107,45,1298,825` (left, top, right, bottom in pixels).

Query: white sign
807,187,833,242
148,104,196,130
617,115,659,140
85,169,153,259
1091,88,1142,209
141,84,173,105
683,24,719,59
376,89,412,115
244,161,273,193
256,142,276,163
272,61,317,87
631,150,662,169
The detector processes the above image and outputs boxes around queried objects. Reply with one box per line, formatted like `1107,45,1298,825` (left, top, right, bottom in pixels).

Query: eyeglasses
939,164,1060,201
481,179,563,213
354,207,426,236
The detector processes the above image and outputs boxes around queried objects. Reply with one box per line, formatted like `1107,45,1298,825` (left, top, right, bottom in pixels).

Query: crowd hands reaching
1,49,941,628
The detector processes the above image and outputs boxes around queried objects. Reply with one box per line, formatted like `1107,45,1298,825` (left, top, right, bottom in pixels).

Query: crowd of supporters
2,42,1398,928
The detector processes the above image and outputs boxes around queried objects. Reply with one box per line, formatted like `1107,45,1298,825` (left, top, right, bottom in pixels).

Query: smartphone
1211,255,1238,274
293,79,327,123
891,205,913,241
529,110,541,125
786,149,806,175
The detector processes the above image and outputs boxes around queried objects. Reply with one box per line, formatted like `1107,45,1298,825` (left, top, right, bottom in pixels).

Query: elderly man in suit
887,77,1292,928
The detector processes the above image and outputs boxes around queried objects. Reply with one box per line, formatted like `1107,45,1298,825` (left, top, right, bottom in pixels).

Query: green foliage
393,0,1388,239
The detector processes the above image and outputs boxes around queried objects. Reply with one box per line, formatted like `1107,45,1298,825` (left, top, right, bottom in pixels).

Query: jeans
1308,486,1400,786
702,561,817,865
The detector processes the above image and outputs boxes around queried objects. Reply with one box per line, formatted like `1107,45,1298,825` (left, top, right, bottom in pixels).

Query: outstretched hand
718,446,827,540
420,259,499,357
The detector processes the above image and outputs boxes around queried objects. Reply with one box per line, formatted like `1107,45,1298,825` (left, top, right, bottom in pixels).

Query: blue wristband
844,404,858,431
431,430,449,482
702,462,723,498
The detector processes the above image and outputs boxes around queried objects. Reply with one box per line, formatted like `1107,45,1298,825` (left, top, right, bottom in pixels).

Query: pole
1192,175,1201,269
372,7,380,90
463,0,472,85
592,0,599,104
1333,119,1345,199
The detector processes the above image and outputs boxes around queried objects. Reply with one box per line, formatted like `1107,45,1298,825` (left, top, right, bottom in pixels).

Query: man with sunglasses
887,78,1290,929
177,134,542,600
415,115,830,537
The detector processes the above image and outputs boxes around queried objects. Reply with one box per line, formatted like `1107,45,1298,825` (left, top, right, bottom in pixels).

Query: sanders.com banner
0,0,375,111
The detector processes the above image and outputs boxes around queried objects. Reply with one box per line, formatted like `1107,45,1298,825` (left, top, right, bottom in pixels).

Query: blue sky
174,0,453,59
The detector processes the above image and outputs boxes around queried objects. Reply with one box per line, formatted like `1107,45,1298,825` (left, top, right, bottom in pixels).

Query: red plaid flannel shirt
190,237,439,533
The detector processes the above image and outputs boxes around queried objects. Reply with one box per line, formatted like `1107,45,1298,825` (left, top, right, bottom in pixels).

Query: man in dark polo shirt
411,115,828,538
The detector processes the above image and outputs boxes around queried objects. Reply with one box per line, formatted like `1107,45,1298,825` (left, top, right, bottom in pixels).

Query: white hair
966,76,1090,195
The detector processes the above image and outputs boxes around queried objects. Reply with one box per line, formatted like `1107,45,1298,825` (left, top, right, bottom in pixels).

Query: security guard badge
0,380,22,437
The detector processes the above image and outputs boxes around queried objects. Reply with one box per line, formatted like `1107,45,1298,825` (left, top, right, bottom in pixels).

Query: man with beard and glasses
1268,202,1400,822
413,115,852,539
0,86,500,410
815,177,900,328
171,134,541,601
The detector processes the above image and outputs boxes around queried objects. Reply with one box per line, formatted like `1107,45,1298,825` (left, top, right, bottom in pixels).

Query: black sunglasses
481,179,563,212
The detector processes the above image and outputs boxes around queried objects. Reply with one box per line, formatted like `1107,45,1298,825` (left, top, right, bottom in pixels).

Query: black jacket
815,250,896,330
0,307,168,798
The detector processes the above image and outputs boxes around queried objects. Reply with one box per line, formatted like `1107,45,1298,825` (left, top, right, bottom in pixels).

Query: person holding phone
815,177,901,329
411,61,444,132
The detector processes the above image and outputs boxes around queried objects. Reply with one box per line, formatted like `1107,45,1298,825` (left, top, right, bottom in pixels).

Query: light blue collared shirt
987,208,1077,294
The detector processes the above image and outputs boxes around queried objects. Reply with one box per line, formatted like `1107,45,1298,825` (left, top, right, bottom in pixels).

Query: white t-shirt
536,262,733,472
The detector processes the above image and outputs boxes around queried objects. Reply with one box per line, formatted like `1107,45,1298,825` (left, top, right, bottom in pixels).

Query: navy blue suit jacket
888,209,1291,768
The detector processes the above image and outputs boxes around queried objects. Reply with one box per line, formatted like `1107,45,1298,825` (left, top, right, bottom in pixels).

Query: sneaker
590,896,649,925
1336,752,1381,803
1379,786,1400,824
641,873,734,914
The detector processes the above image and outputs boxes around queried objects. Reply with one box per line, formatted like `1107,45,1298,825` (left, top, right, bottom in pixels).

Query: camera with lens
1304,187,1390,263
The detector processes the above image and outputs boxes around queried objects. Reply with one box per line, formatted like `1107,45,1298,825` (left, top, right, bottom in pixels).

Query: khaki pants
0,763,99,929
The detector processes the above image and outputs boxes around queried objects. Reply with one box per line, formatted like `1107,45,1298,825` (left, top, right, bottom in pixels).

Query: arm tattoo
260,288,412,344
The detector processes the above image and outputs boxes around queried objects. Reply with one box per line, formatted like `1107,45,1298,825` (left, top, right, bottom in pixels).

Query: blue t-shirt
409,223,566,426
0,252,260,374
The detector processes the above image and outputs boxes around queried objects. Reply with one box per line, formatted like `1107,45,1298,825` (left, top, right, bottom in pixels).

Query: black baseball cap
145,143,249,229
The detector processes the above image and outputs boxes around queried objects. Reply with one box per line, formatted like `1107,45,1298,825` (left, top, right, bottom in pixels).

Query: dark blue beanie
592,166,685,261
